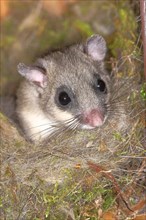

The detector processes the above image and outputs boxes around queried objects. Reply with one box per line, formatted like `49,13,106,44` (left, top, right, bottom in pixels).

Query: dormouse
16,35,111,143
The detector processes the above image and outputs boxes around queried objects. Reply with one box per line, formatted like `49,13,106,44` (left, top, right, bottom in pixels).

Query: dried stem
140,0,146,78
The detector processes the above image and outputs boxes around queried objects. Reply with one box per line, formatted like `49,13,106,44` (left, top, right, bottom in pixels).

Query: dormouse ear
17,63,47,88
85,34,107,61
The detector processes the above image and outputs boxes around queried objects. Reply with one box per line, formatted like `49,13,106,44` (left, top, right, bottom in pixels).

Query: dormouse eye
96,79,107,93
55,85,73,109
59,91,71,106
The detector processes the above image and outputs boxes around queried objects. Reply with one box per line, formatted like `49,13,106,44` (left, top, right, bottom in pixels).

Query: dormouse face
17,35,111,130
44,54,111,129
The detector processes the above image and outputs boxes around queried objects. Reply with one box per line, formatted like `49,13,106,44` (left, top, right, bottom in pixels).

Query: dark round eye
96,79,106,93
58,91,71,106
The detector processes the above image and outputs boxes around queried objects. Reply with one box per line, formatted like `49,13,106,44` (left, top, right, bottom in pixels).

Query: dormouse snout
82,109,104,128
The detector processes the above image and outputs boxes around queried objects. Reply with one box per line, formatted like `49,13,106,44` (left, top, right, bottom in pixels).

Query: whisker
25,123,58,131
27,115,78,131
30,125,56,139
29,115,81,141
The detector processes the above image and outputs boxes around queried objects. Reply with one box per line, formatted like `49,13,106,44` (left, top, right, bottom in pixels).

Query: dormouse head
17,34,111,130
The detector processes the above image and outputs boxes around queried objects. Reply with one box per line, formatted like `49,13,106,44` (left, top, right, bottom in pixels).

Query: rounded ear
85,34,107,61
17,63,47,88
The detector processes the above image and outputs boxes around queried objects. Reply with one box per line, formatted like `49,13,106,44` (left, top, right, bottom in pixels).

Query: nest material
1,76,145,185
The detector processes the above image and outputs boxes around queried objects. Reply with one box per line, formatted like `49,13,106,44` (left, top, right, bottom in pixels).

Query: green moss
140,83,146,100
113,132,125,142
41,169,116,219
109,1,138,64
102,189,115,211
74,20,94,37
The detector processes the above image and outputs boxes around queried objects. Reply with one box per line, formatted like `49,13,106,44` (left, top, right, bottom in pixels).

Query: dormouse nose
82,109,104,127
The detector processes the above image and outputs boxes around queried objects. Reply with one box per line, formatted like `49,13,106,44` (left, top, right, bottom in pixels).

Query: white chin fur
80,124,95,130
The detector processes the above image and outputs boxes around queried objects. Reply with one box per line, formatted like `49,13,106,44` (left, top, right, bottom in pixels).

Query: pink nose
83,109,104,127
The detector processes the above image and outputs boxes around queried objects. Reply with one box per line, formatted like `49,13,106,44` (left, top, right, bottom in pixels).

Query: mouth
79,124,96,130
